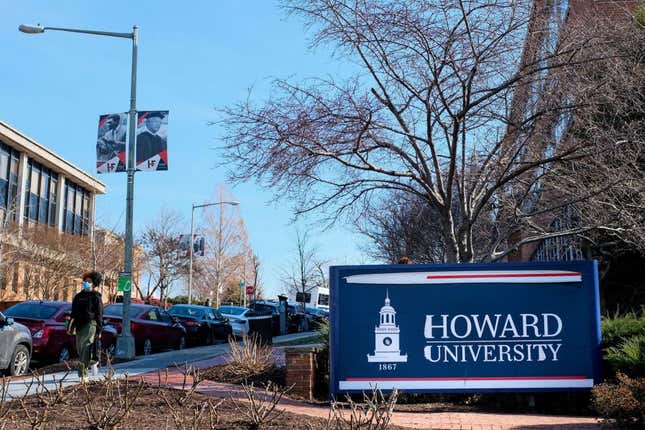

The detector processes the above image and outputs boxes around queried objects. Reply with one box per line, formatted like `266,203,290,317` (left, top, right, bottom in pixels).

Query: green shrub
607,335,645,378
602,311,645,349
314,319,330,399
635,2,645,28
592,372,645,428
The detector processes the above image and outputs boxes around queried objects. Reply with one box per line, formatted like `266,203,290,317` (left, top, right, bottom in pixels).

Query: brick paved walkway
139,351,601,430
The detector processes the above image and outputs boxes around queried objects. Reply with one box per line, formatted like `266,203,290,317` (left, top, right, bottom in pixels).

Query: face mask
82,281,92,291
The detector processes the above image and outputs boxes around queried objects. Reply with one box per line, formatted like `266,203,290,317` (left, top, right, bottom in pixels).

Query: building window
62,180,91,236
318,293,329,306
0,142,21,220
23,159,59,227
23,267,30,296
11,266,19,293
532,205,583,262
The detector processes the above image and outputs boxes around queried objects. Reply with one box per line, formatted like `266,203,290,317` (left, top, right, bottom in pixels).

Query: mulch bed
201,363,287,387
2,384,342,430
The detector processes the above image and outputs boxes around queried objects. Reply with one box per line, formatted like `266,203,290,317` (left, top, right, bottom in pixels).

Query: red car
3,301,118,363
103,303,186,355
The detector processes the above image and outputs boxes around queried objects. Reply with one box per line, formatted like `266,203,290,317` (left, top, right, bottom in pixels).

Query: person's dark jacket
71,290,103,330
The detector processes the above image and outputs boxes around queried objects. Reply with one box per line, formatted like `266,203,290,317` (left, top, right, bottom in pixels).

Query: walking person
69,271,103,378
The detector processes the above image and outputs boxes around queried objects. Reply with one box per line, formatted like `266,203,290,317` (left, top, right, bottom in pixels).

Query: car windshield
5,303,59,319
104,304,144,319
169,307,204,318
218,306,246,316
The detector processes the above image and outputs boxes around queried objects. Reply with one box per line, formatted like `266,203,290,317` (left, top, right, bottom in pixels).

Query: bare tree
282,230,325,309
91,228,137,303
357,192,447,264
139,209,188,303
554,12,645,255
17,225,89,301
192,187,256,306
219,0,625,263
0,200,19,296
249,252,264,301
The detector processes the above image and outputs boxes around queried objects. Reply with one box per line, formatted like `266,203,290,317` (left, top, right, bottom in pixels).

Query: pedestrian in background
69,271,103,378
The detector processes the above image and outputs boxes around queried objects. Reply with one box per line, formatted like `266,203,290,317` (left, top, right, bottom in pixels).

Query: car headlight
32,329,45,338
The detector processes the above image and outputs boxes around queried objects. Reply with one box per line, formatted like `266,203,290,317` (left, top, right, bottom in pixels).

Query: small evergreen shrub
607,335,645,378
602,311,645,349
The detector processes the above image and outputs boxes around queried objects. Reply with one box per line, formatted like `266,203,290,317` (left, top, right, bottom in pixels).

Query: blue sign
329,261,601,394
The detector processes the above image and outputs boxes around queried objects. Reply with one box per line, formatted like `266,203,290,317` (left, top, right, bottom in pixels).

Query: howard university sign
330,261,601,394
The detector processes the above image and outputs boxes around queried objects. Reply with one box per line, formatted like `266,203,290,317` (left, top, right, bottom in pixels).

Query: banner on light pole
136,110,168,171
179,234,205,257
96,113,127,173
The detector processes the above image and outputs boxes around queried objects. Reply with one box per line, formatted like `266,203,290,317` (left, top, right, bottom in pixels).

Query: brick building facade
0,121,106,309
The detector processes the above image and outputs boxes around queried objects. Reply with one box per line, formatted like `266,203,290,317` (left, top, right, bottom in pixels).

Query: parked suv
0,311,32,376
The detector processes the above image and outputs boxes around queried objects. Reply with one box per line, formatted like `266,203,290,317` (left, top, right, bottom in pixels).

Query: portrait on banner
136,110,169,171
96,113,127,173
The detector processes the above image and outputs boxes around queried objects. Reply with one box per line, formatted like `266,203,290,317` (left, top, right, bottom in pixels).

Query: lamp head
18,24,45,34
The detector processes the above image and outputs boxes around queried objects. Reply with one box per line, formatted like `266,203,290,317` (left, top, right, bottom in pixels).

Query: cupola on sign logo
367,290,407,363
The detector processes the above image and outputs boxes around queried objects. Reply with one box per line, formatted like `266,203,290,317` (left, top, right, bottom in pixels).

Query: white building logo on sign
367,291,407,363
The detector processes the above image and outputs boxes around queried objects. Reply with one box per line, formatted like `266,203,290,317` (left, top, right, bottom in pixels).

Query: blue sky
0,0,376,298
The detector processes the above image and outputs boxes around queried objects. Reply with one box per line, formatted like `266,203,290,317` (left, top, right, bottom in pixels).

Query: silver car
218,306,250,337
0,311,32,376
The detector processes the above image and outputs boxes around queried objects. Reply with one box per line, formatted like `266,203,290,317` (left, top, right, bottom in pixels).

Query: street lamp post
188,200,238,305
19,23,139,359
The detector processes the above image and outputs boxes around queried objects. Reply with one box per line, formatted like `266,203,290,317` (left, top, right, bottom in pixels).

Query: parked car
250,301,309,334
305,306,329,329
4,301,117,363
103,303,186,355
218,305,251,337
0,311,32,376
168,304,232,346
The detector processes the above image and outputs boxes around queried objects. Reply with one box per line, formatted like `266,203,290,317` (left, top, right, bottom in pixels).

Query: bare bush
226,333,274,378
161,395,207,430
0,377,12,424
232,381,290,429
170,362,204,406
161,395,224,430
328,388,399,430
19,372,78,430
81,374,145,430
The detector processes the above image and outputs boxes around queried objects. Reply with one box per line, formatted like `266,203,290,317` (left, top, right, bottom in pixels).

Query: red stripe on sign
346,376,587,381
426,273,581,280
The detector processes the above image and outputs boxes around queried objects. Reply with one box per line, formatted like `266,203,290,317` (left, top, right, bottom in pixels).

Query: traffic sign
246,285,254,295
117,272,132,292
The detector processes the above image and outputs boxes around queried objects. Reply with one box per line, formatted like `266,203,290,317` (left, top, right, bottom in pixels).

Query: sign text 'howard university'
329,261,601,394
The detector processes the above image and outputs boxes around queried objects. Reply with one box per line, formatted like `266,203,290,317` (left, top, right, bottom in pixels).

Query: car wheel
58,346,71,363
10,345,30,376
143,338,153,355
176,336,186,350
